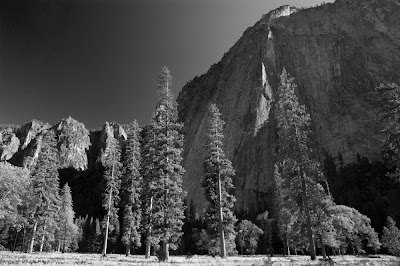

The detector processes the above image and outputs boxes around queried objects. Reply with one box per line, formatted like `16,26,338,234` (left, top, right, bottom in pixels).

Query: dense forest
1,67,400,261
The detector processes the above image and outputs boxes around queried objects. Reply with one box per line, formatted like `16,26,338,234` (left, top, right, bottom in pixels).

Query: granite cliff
177,0,400,214
0,117,126,172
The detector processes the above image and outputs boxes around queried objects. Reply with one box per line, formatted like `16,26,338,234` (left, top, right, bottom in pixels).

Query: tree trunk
102,187,113,257
57,241,61,252
268,226,273,256
321,243,327,259
103,149,116,257
21,226,26,253
145,241,151,258
145,196,153,259
39,233,45,252
158,241,169,262
125,242,130,256
62,220,67,253
29,222,37,253
286,235,290,256
300,170,316,260
217,149,227,259
39,224,47,252
12,228,19,252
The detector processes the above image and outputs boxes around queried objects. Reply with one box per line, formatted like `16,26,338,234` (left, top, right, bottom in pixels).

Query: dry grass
0,251,399,266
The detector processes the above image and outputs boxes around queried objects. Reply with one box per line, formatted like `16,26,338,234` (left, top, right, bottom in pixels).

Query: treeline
1,67,400,260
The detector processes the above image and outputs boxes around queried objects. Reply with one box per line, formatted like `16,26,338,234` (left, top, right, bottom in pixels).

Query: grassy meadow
0,252,399,266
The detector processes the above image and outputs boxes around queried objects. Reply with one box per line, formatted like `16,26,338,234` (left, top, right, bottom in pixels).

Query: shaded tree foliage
121,121,142,255
370,83,400,182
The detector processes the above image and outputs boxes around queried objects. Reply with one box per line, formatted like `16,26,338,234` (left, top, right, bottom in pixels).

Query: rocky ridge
0,117,127,172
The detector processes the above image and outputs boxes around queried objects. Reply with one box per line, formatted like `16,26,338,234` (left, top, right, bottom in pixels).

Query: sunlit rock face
54,117,91,170
1,118,130,172
177,0,400,214
0,128,20,161
13,120,51,169
2,118,90,171
98,122,127,165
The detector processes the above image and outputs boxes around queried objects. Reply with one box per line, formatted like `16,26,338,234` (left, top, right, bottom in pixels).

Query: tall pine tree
28,130,61,253
101,136,122,256
201,103,237,258
141,124,157,258
121,121,142,256
58,183,78,253
144,66,186,262
274,69,327,260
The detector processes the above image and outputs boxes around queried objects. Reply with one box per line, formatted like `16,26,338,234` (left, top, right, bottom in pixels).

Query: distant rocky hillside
177,0,400,215
0,117,129,172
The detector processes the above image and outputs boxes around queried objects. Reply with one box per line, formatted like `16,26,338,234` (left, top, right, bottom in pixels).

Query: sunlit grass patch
0,252,399,266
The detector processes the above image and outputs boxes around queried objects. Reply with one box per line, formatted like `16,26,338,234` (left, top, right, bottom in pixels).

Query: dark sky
0,0,331,129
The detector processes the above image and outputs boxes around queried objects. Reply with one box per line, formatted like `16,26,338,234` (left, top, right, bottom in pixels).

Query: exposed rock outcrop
4,118,91,171
0,128,20,161
177,0,400,213
2,118,128,172
12,120,51,169
98,122,127,165
54,117,91,170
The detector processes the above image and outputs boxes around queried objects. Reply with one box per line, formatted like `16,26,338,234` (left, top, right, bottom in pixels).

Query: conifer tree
141,124,157,258
370,83,400,182
201,103,237,258
274,69,327,260
59,183,78,252
101,137,122,256
121,121,142,256
28,131,61,253
144,67,186,261
381,216,400,256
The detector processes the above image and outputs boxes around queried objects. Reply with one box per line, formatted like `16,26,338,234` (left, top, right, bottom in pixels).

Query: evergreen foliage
274,70,382,257
29,130,61,252
143,67,186,261
200,103,237,257
381,216,400,256
140,124,158,258
121,121,142,255
371,83,400,182
274,69,326,260
58,183,79,252
236,220,263,255
100,136,123,255
79,216,101,253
